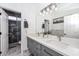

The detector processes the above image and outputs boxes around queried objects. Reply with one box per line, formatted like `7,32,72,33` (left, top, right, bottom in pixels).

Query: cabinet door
27,37,63,56
33,40,41,56
27,37,35,55
41,45,63,56
27,37,41,56
40,45,52,56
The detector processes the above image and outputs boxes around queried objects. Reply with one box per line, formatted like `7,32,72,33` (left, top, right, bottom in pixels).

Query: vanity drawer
41,45,63,56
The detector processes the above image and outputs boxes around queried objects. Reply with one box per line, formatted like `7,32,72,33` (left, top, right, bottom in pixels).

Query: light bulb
46,12,48,14
55,7,57,11
42,14,44,16
40,12,42,15
50,10,52,13
40,12,44,16
51,5,55,9
43,10,46,14
47,8,50,11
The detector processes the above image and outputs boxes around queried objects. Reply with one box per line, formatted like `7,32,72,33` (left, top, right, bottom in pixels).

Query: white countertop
27,33,79,56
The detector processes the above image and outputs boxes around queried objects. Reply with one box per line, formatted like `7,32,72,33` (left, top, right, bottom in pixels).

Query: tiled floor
6,45,30,56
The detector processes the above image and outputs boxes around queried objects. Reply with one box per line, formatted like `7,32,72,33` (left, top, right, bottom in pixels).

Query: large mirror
51,13,79,39
64,13,79,39
51,17,64,37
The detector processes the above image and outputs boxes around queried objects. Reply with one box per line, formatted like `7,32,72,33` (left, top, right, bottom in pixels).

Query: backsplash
49,30,64,36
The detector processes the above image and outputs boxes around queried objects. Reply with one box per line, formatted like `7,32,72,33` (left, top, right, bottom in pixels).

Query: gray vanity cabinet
27,37,63,56
27,37,35,55
41,45,63,56
27,37,41,56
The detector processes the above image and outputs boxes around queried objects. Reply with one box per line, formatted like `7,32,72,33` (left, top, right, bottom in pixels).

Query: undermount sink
37,35,69,49
45,38,69,50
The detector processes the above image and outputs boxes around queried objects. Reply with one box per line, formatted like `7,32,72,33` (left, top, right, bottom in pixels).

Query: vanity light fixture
40,3,58,16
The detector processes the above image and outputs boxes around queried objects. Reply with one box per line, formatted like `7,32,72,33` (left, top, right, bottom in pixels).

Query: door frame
0,8,8,55
0,7,22,55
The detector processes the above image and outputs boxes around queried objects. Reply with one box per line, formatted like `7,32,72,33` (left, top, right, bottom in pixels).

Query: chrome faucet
57,33,65,41
57,35,61,41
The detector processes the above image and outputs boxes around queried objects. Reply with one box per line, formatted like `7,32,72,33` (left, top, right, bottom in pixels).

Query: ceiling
41,3,79,11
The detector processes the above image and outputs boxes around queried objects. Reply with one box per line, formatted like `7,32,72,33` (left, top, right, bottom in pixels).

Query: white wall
21,4,40,52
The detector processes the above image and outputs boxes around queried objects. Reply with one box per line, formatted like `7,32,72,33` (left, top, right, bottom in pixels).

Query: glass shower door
8,16,21,48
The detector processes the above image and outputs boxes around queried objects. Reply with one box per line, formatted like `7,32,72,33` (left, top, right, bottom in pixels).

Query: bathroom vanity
27,37,63,56
27,34,79,56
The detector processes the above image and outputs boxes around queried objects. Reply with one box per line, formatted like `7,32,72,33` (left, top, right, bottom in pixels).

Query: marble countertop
27,33,79,56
